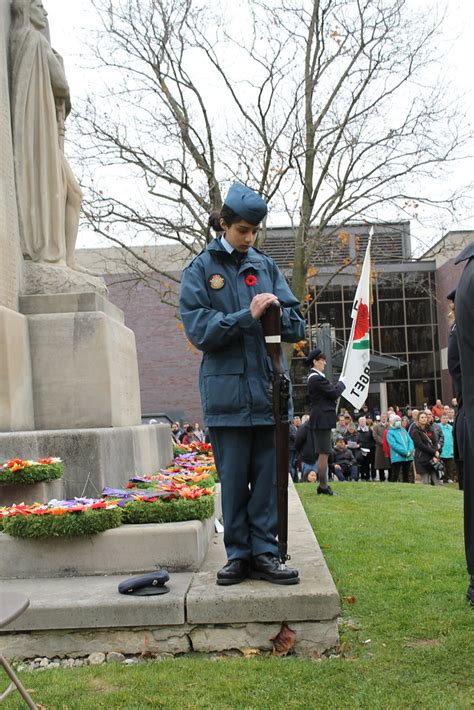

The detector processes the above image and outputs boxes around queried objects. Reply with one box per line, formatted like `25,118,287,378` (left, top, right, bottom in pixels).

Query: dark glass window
379,300,405,326
408,353,435,379
377,273,403,299
316,303,343,328
405,300,431,325
410,380,436,408
316,286,342,302
404,272,431,298
343,285,356,301
380,327,407,353
292,385,308,417
389,355,408,379
407,326,433,352
387,381,410,408
291,357,308,385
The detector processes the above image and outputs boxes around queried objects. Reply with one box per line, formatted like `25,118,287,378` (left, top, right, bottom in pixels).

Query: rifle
261,302,291,567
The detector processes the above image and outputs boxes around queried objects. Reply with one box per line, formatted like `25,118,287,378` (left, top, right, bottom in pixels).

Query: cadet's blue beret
305,347,325,366
118,570,170,596
224,182,268,225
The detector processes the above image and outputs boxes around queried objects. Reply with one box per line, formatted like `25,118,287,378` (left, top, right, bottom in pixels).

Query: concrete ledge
0,478,64,507
0,620,338,660
19,292,124,323
1,574,192,631
190,620,339,657
187,481,340,623
0,423,172,499
0,625,192,660
0,484,341,659
0,517,215,579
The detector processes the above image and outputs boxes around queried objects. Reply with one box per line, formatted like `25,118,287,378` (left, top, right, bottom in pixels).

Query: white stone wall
0,0,20,311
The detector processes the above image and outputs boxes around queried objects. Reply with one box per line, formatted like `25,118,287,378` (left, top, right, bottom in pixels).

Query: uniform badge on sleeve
208,273,225,290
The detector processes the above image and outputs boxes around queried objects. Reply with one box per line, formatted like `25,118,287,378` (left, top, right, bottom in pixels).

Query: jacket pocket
201,357,245,416
204,373,244,415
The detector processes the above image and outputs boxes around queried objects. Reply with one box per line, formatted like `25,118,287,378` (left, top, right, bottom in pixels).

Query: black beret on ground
118,570,170,596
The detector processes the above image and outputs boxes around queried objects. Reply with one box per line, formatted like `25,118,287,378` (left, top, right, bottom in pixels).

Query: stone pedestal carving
22,262,108,298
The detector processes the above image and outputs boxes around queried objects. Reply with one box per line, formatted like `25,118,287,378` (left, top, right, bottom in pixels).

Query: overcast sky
43,0,474,251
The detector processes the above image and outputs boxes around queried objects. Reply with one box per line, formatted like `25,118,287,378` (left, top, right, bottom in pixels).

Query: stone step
0,483,340,658
0,518,215,578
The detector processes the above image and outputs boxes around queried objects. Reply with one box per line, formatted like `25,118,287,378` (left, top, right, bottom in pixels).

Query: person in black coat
410,412,442,486
356,416,375,480
447,290,464,490
305,347,346,495
294,417,318,482
453,243,474,607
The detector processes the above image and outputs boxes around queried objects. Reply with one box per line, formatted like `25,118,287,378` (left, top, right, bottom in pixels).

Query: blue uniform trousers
209,426,278,561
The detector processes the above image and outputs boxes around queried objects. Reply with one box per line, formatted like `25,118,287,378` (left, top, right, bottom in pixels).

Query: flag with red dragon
340,228,373,408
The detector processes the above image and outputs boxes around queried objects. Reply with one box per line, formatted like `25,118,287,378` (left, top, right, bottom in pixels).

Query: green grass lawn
3,483,473,709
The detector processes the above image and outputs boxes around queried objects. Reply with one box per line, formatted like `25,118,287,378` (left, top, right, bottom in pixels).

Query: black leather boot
216,559,250,586
249,553,299,585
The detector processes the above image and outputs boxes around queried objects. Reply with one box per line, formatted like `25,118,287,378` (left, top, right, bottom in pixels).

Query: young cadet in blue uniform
179,183,305,586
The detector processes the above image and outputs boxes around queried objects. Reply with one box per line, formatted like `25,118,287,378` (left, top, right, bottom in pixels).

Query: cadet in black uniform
305,347,346,495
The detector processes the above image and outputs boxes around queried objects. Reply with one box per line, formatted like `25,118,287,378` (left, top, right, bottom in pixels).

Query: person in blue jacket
179,182,305,586
386,415,415,483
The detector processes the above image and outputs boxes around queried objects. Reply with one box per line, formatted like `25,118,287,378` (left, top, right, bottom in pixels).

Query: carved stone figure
10,0,82,268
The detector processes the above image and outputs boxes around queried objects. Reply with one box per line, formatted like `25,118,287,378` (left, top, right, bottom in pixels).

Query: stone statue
10,0,82,269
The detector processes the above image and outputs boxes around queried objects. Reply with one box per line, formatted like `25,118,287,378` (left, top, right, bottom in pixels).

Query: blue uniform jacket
307,370,345,431
179,238,305,427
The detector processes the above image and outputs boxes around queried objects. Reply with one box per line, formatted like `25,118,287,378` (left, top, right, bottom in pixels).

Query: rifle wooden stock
261,302,290,564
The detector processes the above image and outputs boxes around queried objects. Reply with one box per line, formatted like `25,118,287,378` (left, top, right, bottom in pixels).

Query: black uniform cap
305,347,326,367
118,570,170,596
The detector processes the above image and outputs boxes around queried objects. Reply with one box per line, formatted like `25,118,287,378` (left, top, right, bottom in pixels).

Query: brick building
76,225,473,423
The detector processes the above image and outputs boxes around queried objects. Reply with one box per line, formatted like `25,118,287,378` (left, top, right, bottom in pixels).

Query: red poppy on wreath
245,274,257,287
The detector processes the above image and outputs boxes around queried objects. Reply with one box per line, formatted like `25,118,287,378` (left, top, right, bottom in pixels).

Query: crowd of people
170,421,206,446
289,399,460,488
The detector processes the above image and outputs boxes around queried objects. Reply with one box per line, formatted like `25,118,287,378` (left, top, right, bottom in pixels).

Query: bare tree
74,0,471,309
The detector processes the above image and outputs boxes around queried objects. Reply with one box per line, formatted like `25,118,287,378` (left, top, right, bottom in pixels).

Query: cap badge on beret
224,182,268,225
208,273,225,290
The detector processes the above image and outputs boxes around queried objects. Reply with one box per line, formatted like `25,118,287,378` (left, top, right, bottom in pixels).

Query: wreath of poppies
0,446,216,538
245,274,257,287
0,457,64,485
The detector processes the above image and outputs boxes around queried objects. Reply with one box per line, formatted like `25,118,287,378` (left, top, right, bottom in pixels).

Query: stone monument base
0,306,34,431
19,292,141,430
0,423,172,502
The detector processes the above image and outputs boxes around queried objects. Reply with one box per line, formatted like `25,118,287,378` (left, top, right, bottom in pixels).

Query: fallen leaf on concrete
271,622,297,657
343,595,357,604
241,647,261,658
